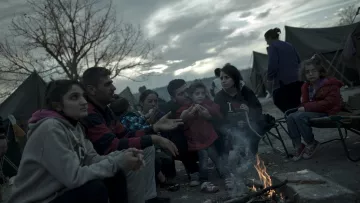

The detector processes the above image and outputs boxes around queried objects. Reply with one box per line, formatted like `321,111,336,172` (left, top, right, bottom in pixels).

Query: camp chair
309,111,360,162
263,117,291,158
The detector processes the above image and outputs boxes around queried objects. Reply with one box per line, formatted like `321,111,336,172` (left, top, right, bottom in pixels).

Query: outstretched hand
152,135,179,157
153,112,183,132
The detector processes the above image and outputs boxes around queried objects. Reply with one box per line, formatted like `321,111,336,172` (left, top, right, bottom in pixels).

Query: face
220,72,235,90
304,64,320,83
142,93,158,113
59,85,88,120
172,84,190,105
191,87,206,104
87,76,116,105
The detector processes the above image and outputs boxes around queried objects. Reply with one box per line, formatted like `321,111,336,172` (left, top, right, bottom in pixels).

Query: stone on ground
273,169,358,203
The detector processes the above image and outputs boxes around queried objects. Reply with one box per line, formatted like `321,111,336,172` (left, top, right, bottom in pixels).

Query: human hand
152,135,179,157
197,105,212,119
298,107,305,112
180,105,197,120
239,104,249,112
123,148,144,171
153,112,183,132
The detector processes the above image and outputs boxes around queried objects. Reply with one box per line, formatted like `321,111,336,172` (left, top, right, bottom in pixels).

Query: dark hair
188,80,209,98
167,79,186,97
299,54,327,81
82,67,111,87
221,63,243,90
45,80,82,110
139,89,159,103
214,68,221,77
109,97,130,116
264,27,281,40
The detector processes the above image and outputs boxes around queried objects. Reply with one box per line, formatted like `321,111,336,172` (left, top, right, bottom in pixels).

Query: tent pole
319,53,353,86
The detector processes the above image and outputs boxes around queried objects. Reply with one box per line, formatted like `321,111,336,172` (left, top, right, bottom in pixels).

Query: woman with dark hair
265,27,303,113
9,80,145,203
214,63,263,156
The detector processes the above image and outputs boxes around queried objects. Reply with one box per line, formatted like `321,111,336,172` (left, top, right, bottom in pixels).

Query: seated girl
286,55,343,161
110,95,180,192
177,81,227,193
9,80,144,203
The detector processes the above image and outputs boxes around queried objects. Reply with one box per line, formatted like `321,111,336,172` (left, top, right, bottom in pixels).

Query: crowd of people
5,27,346,203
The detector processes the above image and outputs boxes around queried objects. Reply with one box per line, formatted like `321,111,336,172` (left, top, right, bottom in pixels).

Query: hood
28,110,77,134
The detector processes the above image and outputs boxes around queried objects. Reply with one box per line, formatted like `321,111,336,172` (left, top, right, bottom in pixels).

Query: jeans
286,111,327,148
198,144,227,182
51,172,127,203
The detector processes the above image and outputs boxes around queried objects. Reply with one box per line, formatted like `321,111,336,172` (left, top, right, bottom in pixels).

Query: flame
254,155,275,197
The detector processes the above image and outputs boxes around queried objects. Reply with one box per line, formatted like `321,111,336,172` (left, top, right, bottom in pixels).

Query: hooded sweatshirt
9,110,127,203
300,77,344,115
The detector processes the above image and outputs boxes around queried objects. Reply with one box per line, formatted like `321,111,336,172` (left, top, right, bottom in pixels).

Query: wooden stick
224,180,288,203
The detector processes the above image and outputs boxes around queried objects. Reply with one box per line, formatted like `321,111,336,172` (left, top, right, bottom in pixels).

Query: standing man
210,68,222,97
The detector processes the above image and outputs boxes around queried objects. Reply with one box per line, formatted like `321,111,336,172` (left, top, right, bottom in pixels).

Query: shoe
303,140,320,159
292,143,306,161
189,172,200,187
145,196,171,203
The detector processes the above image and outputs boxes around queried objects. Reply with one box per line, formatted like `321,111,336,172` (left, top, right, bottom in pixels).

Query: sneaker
292,143,306,161
303,140,320,159
189,173,200,187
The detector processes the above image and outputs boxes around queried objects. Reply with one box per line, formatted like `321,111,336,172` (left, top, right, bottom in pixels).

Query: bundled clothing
177,99,226,182
9,110,127,203
176,99,222,151
81,100,158,203
286,77,344,148
300,77,344,115
214,84,263,156
81,102,156,155
119,111,152,133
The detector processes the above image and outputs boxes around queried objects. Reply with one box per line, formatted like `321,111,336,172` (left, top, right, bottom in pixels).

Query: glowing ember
254,155,275,197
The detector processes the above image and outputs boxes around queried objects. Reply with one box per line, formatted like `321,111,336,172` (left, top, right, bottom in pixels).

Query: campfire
223,155,289,203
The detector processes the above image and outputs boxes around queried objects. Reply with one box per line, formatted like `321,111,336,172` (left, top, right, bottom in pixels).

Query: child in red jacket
286,55,343,161
177,81,227,193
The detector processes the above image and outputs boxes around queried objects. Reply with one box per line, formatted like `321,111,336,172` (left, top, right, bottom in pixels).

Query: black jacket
214,86,262,127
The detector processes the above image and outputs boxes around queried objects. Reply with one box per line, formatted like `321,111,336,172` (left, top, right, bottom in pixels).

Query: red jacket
176,99,222,151
301,77,343,115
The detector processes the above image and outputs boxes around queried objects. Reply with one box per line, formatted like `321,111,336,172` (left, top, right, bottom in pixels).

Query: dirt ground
159,87,360,203
2,88,360,203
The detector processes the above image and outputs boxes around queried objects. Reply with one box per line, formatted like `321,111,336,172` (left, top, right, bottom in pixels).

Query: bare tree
337,4,360,26
0,0,155,97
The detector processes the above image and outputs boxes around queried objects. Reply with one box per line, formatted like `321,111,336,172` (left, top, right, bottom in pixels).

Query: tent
0,72,46,179
342,23,360,81
285,23,360,85
118,86,137,107
250,51,269,97
0,72,46,121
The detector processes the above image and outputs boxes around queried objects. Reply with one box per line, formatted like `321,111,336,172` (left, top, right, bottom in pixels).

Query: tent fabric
250,51,269,96
285,23,360,60
118,86,137,106
0,72,46,121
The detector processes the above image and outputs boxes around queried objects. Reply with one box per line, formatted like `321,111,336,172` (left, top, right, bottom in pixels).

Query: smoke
220,126,258,198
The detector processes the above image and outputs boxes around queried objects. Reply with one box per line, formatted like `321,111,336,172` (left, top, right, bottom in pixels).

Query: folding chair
264,117,291,158
309,114,360,162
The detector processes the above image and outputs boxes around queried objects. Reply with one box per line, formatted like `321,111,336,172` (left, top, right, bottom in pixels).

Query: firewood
224,180,288,203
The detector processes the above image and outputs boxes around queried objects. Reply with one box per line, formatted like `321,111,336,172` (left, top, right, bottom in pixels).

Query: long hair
221,63,243,90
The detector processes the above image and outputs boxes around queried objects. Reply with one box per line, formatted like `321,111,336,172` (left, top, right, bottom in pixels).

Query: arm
83,113,153,154
41,120,126,189
210,81,216,97
203,102,223,119
267,45,279,81
243,86,262,116
300,84,310,104
303,85,341,113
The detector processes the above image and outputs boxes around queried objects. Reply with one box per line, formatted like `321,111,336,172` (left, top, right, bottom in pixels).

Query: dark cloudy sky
0,0,358,94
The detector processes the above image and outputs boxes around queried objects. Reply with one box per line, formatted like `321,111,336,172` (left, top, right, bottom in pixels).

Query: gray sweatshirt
8,110,127,203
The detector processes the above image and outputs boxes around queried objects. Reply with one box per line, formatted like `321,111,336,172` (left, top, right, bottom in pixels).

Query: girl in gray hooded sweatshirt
9,80,144,203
